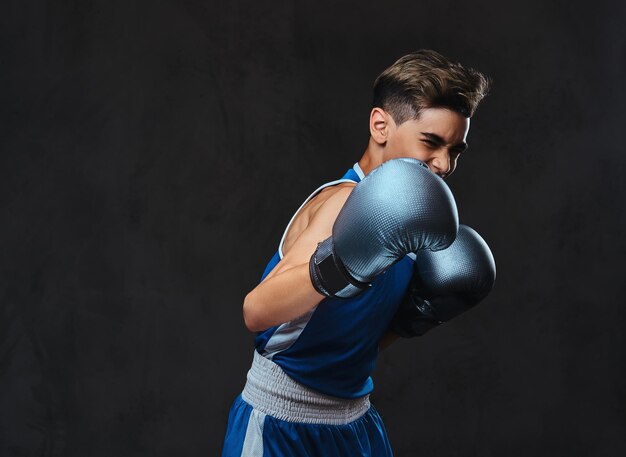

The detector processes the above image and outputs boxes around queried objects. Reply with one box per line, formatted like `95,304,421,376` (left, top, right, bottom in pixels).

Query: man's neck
357,145,383,176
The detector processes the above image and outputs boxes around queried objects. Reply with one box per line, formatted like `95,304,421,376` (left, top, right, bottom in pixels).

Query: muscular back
244,182,357,331
266,182,357,281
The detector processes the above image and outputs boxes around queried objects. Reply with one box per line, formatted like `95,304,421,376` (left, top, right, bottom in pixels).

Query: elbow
243,292,265,333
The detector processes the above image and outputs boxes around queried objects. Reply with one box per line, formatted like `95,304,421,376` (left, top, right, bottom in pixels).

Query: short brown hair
372,50,491,124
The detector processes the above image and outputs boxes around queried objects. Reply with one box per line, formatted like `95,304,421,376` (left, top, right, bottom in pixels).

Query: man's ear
369,108,392,145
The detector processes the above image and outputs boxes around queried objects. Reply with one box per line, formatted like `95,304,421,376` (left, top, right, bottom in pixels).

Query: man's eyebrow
420,132,468,151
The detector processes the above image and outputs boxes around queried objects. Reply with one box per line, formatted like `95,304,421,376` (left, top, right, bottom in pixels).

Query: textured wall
1,0,624,456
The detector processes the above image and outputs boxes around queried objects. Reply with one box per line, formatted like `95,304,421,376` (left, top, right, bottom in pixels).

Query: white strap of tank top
353,162,365,179
242,350,371,425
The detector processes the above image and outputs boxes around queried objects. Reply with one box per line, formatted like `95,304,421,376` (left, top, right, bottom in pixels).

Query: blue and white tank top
254,163,415,399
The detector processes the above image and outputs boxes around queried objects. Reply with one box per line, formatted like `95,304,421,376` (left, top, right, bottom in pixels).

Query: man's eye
422,140,437,147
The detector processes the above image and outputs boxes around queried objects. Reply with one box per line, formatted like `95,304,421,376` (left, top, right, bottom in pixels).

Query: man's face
382,107,470,179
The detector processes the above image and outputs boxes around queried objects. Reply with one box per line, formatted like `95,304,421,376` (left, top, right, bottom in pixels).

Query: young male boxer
221,49,495,457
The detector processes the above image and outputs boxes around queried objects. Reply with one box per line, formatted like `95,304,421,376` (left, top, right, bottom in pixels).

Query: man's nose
429,151,451,177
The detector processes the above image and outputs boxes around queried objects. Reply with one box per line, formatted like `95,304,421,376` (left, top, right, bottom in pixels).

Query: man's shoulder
306,181,356,218
317,181,357,198
281,181,356,255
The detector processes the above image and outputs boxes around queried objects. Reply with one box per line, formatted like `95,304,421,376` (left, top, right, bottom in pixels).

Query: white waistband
241,350,371,425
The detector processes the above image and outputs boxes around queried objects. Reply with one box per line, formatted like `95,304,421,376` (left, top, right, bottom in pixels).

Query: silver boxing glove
390,224,496,337
310,158,459,298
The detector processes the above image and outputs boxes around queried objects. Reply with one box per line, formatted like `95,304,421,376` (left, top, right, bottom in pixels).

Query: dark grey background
1,0,624,456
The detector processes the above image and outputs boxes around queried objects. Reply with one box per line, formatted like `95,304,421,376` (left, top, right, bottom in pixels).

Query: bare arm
243,185,355,332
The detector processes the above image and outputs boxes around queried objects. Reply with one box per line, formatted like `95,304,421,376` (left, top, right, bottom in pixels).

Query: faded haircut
372,50,491,124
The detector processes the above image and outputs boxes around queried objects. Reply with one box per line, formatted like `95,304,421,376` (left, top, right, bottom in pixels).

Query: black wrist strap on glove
390,286,474,338
309,237,371,298
389,293,443,338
